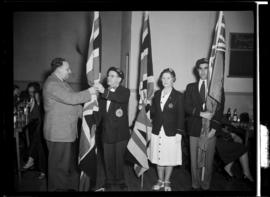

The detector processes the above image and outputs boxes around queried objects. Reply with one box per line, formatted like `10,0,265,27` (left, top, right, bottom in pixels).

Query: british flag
78,11,101,191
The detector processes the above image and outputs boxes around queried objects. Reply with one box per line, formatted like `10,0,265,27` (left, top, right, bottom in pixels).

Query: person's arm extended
47,81,95,105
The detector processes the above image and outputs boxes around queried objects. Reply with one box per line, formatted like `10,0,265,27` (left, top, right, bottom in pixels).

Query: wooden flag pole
201,167,205,181
141,173,144,190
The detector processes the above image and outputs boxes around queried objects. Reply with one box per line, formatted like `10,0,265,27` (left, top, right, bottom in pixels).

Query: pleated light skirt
148,127,182,166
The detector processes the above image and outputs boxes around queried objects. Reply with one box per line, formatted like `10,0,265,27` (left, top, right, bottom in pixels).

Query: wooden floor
14,161,256,194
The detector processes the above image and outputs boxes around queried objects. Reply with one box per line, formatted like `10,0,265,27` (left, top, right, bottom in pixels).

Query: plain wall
128,11,254,124
14,11,123,91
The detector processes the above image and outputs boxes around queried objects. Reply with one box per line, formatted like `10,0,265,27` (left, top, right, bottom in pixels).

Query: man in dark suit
184,58,223,191
95,67,130,191
43,57,96,191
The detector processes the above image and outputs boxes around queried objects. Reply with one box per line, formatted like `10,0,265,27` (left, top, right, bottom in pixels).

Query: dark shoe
119,184,128,191
191,187,201,191
202,188,211,191
242,175,255,185
221,169,235,181
38,172,46,180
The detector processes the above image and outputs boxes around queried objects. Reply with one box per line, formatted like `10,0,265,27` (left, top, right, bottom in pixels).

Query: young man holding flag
185,11,226,191
185,58,223,191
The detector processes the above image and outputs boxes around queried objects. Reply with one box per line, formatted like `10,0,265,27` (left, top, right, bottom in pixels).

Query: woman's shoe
242,174,255,184
164,181,172,191
221,169,235,181
152,180,164,191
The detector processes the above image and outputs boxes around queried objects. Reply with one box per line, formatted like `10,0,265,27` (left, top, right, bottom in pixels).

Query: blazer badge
115,108,123,117
168,103,174,108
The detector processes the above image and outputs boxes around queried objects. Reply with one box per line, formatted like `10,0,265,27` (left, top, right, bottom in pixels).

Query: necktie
200,81,205,103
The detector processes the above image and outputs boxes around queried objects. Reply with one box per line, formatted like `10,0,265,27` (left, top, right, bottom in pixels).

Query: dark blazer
184,82,224,137
150,88,185,136
98,85,130,144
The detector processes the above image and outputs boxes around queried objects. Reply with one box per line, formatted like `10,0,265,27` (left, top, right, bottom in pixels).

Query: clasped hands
200,111,216,138
88,82,105,94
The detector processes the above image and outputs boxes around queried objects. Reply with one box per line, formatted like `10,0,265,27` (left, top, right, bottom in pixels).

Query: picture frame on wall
228,33,254,78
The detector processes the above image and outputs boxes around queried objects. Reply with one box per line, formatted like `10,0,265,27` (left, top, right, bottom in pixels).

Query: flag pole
201,167,205,181
140,173,144,190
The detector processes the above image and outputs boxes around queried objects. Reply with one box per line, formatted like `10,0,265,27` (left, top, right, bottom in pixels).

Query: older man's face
59,61,72,81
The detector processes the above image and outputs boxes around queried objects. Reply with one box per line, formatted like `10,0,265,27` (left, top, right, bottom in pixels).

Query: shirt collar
53,72,63,82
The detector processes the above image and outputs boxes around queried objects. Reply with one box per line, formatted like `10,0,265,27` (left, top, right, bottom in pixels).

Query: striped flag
199,11,226,181
207,11,226,104
126,11,154,178
78,11,101,191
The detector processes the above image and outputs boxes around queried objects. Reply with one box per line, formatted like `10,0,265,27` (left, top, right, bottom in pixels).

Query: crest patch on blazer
115,108,123,117
168,103,174,108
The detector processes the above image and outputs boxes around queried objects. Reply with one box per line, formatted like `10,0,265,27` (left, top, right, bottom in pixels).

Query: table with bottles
13,101,30,182
225,108,254,147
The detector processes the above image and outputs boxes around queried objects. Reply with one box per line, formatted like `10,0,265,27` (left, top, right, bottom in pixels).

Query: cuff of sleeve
176,129,185,135
102,89,110,99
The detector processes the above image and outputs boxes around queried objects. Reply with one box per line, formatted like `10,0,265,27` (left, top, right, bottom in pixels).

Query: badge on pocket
168,103,174,108
115,108,123,117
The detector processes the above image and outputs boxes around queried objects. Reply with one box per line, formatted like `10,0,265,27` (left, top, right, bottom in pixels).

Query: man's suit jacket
151,88,185,136
184,82,223,137
98,85,130,144
43,73,92,142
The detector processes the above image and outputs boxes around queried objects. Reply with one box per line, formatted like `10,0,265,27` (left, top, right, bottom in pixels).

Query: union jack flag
126,11,154,178
78,11,101,191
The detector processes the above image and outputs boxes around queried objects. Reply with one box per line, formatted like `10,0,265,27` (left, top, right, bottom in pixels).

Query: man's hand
207,128,216,138
88,87,97,95
200,111,214,120
94,83,105,94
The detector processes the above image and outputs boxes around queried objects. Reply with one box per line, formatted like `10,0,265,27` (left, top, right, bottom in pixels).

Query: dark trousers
190,136,216,190
103,140,128,187
28,119,46,172
46,140,79,191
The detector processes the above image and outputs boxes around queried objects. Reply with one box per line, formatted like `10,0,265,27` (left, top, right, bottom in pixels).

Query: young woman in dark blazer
148,68,185,191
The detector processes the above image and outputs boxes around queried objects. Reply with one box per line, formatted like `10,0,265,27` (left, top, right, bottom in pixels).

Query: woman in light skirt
148,68,185,191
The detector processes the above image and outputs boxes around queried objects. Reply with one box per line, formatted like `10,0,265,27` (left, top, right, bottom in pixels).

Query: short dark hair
195,58,209,70
14,84,19,91
107,67,124,82
159,67,176,82
51,57,66,72
27,82,41,93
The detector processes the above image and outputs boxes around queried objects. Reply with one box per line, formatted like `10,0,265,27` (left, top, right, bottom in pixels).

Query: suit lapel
106,86,120,114
156,90,162,113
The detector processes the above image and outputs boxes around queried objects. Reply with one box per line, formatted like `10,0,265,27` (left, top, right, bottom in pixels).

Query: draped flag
78,11,101,191
125,11,154,179
199,11,226,181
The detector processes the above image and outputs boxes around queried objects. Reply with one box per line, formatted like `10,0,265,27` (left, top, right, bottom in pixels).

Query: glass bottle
233,108,238,122
227,108,231,121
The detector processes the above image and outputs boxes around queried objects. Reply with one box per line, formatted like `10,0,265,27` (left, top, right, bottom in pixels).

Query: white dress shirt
106,88,115,112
